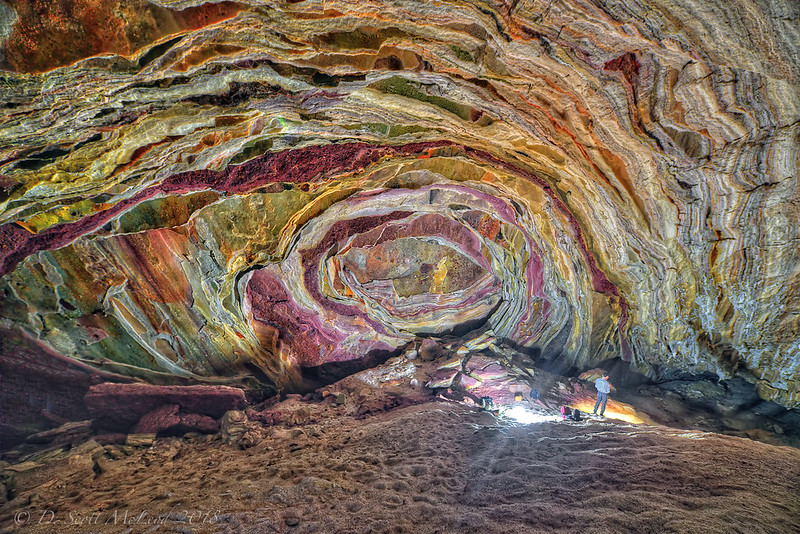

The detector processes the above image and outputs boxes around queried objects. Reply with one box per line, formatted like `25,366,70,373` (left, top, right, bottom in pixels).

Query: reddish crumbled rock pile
84,383,247,431
131,404,220,435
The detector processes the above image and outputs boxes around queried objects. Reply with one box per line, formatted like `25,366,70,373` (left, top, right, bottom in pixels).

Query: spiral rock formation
0,0,798,406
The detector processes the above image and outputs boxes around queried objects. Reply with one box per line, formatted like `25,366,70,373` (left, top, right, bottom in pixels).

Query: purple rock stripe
0,141,452,277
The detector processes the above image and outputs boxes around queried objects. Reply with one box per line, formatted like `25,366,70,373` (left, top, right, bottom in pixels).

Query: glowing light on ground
501,405,561,425
571,400,647,425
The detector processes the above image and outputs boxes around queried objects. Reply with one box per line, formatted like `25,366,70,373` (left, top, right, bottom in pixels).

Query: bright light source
502,405,561,425
571,400,646,425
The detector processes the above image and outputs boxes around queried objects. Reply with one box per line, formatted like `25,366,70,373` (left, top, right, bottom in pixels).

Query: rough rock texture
0,0,799,407
131,403,220,435
84,383,246,431
218,409,266,448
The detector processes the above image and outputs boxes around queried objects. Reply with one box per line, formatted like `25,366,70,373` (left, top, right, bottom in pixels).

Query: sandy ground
2,400,799,534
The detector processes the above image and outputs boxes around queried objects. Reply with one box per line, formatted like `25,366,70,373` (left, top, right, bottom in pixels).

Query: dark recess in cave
137,35,184,68
299,348,400,391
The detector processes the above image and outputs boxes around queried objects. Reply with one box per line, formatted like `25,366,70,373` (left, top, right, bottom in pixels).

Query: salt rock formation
0,0,798,407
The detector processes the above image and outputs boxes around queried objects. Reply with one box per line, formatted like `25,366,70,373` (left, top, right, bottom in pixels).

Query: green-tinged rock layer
1,0,798,406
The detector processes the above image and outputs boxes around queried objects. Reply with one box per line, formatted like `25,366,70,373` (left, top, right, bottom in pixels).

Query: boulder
418,339,444,361
425,368,459,389
220,410,266,448
131,404,220,435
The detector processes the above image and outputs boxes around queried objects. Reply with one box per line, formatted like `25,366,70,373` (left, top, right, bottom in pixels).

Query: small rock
125,433,156,447
425,368,459,389
271,427,304,441
283,510,300,527
267,487,289,504
131,404,181,434
66,453,93,471
221,409,247,425
288,407,311,426
25,420,93,445
418,339,443,361
67,439,105,460
220,410,248,444
104,446,125,460
27,447,66,464
346,500,362,512
297,476,333,495
220,410,265,448
4,461,38,473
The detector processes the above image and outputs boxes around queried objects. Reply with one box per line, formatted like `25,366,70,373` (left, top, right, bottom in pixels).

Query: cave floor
2,401,799,534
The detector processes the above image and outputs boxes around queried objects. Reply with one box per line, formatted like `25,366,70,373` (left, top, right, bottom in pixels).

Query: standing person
593,373,612,416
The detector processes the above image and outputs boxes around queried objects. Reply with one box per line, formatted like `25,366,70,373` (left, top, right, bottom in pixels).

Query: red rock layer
0,0,241,73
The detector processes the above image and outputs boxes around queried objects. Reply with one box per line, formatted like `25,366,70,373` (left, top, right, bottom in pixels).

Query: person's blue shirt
595,377,611,394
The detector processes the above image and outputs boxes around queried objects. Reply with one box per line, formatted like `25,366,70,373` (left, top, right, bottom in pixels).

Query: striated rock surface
0,0,799,407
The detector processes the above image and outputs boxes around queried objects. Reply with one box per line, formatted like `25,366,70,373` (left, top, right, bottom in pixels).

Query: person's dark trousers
593,392,608,415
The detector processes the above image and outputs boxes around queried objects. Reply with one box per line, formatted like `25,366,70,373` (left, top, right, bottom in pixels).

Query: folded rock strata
0,0,798,408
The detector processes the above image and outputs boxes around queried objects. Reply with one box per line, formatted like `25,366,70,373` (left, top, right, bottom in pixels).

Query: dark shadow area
615,372,800,448
0,331,95,454
298,347,402,392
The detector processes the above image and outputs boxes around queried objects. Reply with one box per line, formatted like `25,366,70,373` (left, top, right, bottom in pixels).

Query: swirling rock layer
0,0,798,406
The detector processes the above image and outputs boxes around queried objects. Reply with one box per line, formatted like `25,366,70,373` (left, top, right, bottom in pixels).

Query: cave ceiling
0,0,798,407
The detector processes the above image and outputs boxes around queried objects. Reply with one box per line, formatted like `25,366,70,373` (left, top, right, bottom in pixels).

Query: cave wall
0,0,798,407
